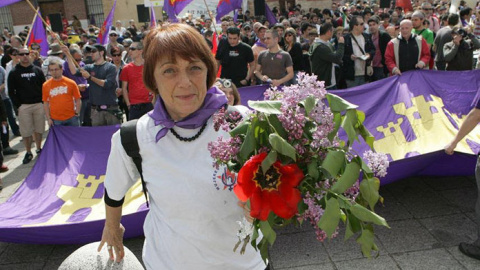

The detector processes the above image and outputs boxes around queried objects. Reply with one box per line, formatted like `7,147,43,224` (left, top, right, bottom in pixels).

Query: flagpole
202,0,219,35
24,7,39,47
24,0,80,68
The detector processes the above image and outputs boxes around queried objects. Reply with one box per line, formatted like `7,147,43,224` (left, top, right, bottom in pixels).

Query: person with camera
443,27,480,71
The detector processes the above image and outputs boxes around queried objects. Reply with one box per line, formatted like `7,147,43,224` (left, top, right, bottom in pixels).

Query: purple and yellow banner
0,126,147,244
239,70,480,184
0,70,479,244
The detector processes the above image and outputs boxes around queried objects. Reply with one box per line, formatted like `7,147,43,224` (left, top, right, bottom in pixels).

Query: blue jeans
4,98,19,135
53,116,80,126
326,85,337,90
129,103,153,120
372,67,386,81
80,99,91,126
346,76,366,88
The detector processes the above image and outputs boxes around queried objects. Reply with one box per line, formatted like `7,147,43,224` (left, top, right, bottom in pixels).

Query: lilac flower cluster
278,106,307,141
363,150,390,178
343,180,360,201
213,107,244,133
208,136,242,168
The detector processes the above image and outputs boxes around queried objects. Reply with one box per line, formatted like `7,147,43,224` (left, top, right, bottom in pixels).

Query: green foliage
318,197,341,237
248,100,283,114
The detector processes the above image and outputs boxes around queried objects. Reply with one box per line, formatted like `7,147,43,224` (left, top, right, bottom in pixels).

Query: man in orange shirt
42,59,81,126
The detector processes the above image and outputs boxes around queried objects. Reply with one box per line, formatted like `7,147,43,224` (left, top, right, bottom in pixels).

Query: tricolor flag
27,11,49,57
163,0,193,22
264,3,277,26
150,6,157,28
216,0,243,22
97,0,117,45
342,12,348,29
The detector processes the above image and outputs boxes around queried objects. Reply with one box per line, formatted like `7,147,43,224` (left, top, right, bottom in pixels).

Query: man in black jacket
8,47,46,164
367,16,392,81
342,15,375,88
309,22,344,90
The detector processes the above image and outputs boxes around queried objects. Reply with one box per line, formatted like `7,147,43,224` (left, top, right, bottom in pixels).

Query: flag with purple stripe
97,0,117,45
27,11,49,57
163,0,193,22
216,0,243,22
150,6,157,28
265,3,277,26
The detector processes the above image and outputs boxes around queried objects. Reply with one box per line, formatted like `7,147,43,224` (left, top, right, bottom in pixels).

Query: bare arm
75,98,81,115
445,108,480,154
43,102,53,126
272,66,294,87
98,205,125,262
122,81,130,107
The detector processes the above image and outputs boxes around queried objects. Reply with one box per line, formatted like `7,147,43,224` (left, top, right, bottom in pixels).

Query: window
85,0,104,27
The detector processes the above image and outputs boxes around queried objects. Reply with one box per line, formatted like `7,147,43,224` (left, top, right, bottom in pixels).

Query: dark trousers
118,95,129,121
371,67,386,82
129,103,153,120
4,98,19,135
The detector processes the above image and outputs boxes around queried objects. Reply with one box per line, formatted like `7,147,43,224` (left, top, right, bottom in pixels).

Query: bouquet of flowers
208,73,389,262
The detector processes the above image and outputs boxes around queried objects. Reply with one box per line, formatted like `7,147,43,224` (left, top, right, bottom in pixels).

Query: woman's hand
98,223,126,262
237,201,253,223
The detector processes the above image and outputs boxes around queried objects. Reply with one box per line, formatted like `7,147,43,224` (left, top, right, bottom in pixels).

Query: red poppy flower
234,152,304,221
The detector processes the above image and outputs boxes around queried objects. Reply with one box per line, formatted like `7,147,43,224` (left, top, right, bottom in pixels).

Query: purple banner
97,0,117,45
150,6,157,28
0,0,21,8
28,11,49,57
216,0,242,21
0,70,479,244
0,126,147,244
163,0,193,22
239,70,480,184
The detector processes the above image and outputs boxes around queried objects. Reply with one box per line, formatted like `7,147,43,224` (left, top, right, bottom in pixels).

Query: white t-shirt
105,114,265,270
351,34,366,77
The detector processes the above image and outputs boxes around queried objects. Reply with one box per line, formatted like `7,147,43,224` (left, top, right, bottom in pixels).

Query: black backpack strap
120,119,149,207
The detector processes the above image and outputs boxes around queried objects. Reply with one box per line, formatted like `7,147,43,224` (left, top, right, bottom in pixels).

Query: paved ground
1,132,480,269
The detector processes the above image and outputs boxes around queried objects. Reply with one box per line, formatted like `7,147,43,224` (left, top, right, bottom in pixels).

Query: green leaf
239,123,256,160
259,220,276,245
321,150,345,178
331,160,361,194
318,197,341,238
326,93,358,112
356,227,376,258
269,133,297,161
307,158,319,180
345,212,362,240
248,100,283,114
342,109,358,146
359,125,375,150
267,115,288,138
350,203,389,227
257,238,270,263
300,96,317,115
261,151,277,175
360,159,373,178
356,110,366,125
359,177,380,210
328,112,343,142
230,120,250,137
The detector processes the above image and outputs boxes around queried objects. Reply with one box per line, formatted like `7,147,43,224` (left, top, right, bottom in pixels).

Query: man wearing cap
106,31,124,58
216,27,255,88
119,41,152,120
412,10,434,69
66,44,119,126
42,43,65,79
8,47,46,164
273,23,286,48
252,24,268,84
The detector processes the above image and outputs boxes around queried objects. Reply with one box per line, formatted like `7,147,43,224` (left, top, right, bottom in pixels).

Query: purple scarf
255,40,267,49
148,86,227,142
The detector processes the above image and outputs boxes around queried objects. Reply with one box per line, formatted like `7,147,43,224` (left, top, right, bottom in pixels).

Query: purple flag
238,70,480,185
216,0,243,21
150,6,157,28
163,0,193,22
27,11,49,57
233,9,238,23
0,126,147,244
0,0,21,8
265,3,277,26
97,0,117,45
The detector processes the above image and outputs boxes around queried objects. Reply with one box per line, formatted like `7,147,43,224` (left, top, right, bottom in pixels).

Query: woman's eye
191,66,202,71
164,68,175,74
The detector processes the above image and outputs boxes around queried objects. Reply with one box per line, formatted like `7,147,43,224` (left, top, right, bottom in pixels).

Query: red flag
212,32,218,55
396,0,413,13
